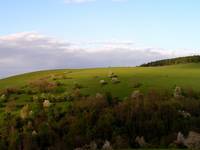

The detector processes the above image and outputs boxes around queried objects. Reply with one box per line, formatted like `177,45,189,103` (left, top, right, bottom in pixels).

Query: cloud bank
0,32,180,78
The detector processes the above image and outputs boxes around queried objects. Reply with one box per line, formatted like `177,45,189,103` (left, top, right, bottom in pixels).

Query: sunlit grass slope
1,63,200,98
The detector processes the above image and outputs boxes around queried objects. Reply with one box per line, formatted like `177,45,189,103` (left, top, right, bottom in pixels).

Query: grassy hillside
1,63,200,149
1,63,200,98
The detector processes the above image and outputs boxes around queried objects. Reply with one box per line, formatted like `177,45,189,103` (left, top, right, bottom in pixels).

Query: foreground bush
1,88,200,149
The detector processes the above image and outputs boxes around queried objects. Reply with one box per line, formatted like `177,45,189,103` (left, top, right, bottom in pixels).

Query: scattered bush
5,101,16,112
32,95,39,102
174,86,182,98
1,86,200,149
72,88,82,98
135,136,147,148
95,93,104,99
43,100,51,108
29,79,57,92
100,80,107,85
185,131,200,150
132,82,143,88
55,81,63,86
108,71,117,78
102,140,113,150
112,136,129,149
53,86,66,93
3,87,21,95
73,83,83,89
0,94,7,103
20,104,30,119
111,77,120,84
131,90,143,100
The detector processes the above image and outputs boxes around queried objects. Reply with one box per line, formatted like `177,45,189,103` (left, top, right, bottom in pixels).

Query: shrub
185,131,200,150
29,79,57,92
32,95,39,102
111,77,120,84
112,136,129,149
132,82,143,88
108,71,114,78
100,80,107,85
0,94,7,103
55,81,63,86
108,71,117,78
3,87,20,95
72,88,82,98
53,86,66,93
102,140,113,150
2,85,200,149
43,100,51,108
5,101,16,112
62,92,73,101
73,83,83,89
73,95,107,112
20,104,30,119
174,86,183,98
95,93,104,99
135,136,147,148
40,93,48,101
131,90,143,100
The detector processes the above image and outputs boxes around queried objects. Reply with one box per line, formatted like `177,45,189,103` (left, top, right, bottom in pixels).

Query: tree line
141,55,200,67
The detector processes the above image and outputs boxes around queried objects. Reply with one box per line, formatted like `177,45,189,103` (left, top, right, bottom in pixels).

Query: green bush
1,88,200,149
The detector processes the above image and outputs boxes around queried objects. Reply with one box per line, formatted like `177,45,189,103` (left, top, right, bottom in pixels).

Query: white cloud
0,32,186,78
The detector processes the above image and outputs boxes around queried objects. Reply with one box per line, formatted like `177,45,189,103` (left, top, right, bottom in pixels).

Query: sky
1,0,200,78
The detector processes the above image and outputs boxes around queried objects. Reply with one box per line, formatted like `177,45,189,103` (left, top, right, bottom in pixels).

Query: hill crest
140,55,200,67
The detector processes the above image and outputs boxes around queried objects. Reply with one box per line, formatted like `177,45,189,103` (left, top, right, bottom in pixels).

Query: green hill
1,60,200,149
1,63,200,98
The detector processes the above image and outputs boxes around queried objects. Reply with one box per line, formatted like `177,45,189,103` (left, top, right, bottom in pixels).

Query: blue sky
1,0,200,49
0,0,200,77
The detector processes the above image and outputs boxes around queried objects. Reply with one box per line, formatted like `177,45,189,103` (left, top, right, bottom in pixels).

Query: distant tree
141,55,200,67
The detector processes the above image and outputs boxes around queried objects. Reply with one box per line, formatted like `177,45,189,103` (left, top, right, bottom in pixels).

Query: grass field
1,63,200,98
0,63,196,149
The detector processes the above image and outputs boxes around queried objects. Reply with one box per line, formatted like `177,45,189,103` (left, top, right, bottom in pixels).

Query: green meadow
0,63,199,149
1,63,200,98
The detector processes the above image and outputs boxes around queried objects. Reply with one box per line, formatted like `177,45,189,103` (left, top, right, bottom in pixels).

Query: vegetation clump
108,71,117,78
29,79,57,92
102,140,113,150
100,80,107,85
132,82,143,88
175,131,200,149
0,94,7,103
185,131,200,150
43,100,51,108
20,104,30,119
111,77,120,84
175,132,185,147
73,82,83,89
178,110,191,118
95,93,104,99
0,87,200,149
135,136,147,148
174,86,183,98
